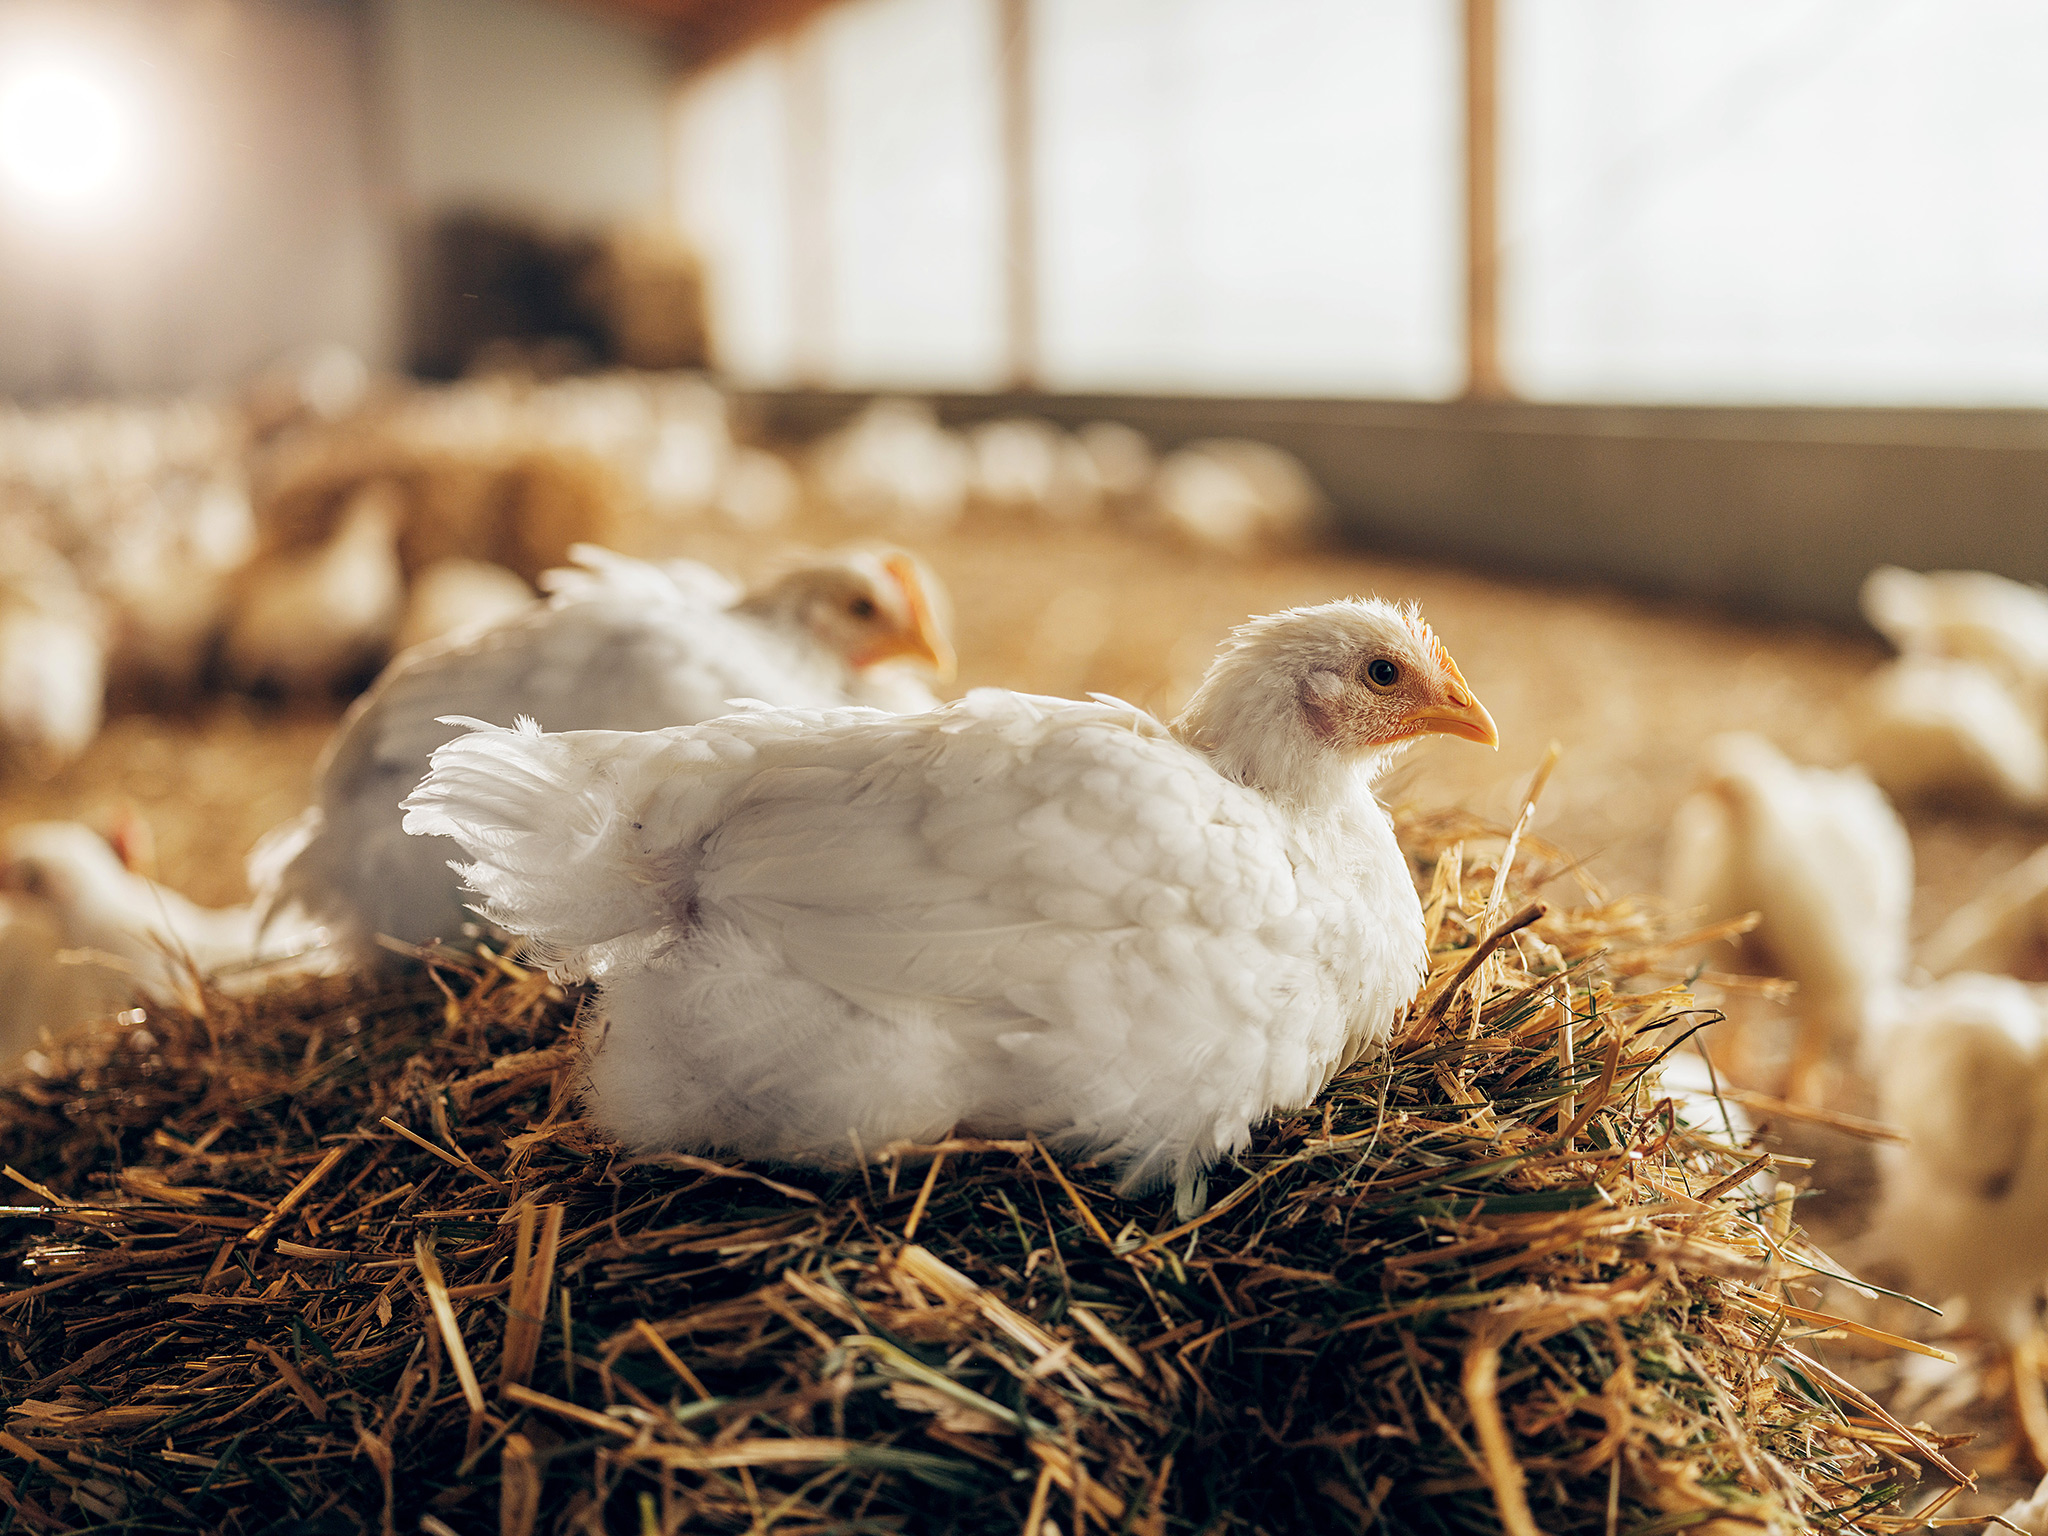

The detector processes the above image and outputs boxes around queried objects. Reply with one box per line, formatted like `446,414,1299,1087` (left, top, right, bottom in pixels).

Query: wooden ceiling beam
1462,0,1508,401
566,0,848,70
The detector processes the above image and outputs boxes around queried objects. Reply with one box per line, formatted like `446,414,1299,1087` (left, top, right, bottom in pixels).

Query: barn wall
373,0,673,226
0,0,677,404
0,0,392,400
744,390,2048,625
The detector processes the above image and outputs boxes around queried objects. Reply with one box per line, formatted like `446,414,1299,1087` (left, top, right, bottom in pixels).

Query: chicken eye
848,597,877,620
1366,658,1400,689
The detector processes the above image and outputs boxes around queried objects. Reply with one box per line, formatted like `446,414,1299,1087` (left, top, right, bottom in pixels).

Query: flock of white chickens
0,354,1456,1222
0,363,1324,783
1666,565,2048,1392
0,356,1332,1078
18,352,2048,1495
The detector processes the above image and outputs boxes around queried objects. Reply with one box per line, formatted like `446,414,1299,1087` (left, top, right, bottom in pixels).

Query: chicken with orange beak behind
404,597,1497,1215
733,547,954,710
252,543,958,963
854,553,956,675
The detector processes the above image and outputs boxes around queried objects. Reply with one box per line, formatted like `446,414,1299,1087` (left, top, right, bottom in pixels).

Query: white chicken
0,528,106,776
965,418,1103,523
256,544,956,960
402,599,1499,1211
1862,565,2048,715
1864,971,2048,1344
711,446,802,532
1920,844,2048,981
243,342,373,436
1663,733,1914,1096
1850,655,2048,811
1151,439,1327,554
809,398,971,532
392,559,535,655
1076,421,1156,518
224,479,405,694
641,414,728,520
1,822,321,1010
90,473,257,697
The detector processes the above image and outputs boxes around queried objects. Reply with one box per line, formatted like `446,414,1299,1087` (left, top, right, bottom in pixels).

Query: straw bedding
0,815,1962,1535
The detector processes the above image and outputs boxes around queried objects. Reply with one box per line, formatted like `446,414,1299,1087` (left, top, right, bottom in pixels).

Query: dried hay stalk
0,818,1961,1532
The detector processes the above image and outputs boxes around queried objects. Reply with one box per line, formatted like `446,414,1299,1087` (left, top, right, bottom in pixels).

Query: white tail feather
400,717,682,976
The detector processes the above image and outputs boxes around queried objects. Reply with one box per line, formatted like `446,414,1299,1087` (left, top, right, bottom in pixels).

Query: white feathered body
4,822,314,1011
0,531,106,774
1152,439,1326,554
1865,971,2048,1342
260,550,937,955
1664,733,1913,1054
224,482,404,693
404,690,1426,1202
1852,655,2048,810
1862,566,2048,716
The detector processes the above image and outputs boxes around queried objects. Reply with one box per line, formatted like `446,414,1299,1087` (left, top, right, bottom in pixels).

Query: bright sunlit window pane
813,0,1006,388
1034,0,1462,397
1504,0,2048,404
673,48,797,385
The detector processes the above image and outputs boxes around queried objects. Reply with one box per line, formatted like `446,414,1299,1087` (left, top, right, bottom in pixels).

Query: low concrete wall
742,390,2048,626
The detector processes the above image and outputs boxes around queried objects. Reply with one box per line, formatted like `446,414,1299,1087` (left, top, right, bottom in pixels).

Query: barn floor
6,509,2047,1510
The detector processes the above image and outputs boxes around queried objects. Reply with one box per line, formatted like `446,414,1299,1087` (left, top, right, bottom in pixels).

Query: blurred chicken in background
0,525,105,776
810,397,972,532
1076,421,1157,519
1862,566,2048,713
1664,732,1913,1100
1150,438,1328,555
0,819,323,1054
1855,567,2048,812
966,416,1104,523
224,480,406,696
1862,969,2048,1455
254,542,955,962
1852,654,2048,812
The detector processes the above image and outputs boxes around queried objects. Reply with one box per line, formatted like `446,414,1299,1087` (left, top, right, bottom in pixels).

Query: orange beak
861,554,957,681
1402,657,1499,748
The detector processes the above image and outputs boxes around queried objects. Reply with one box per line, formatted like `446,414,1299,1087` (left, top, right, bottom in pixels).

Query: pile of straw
0,817,1966,1534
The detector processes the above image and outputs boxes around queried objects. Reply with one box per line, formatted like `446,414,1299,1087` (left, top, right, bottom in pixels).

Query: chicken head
741,547,955,681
